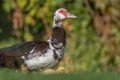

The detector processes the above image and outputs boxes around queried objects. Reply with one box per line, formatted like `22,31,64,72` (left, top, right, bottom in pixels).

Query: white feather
24,48,59,70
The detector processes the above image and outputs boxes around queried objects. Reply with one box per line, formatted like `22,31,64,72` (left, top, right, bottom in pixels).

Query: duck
0,8,77,71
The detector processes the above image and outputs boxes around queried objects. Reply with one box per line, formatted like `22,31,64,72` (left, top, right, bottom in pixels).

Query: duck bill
67,13,77,18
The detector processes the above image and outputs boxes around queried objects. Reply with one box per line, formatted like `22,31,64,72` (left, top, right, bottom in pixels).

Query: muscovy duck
0,8,77,70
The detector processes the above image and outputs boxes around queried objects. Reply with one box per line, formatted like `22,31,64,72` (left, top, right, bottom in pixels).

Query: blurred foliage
0,0,120,72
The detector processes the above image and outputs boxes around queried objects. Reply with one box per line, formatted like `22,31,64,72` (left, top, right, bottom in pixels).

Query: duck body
0,27,66,70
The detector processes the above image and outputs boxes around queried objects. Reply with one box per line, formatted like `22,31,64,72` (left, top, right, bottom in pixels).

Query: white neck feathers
53,15,63,28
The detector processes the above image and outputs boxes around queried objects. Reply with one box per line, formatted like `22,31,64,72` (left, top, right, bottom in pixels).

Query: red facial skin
58,9,69,18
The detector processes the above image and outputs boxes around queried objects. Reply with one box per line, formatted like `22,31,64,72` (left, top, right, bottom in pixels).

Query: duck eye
61,10,64,13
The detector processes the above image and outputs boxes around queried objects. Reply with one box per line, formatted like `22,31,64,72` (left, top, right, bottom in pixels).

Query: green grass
0,68,120,80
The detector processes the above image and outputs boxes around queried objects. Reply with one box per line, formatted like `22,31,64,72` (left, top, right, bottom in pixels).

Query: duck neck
53,15,63,28
49,16,66,50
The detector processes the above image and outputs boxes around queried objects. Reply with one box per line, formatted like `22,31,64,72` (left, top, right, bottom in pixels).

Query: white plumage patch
30,47,35,53
21,56,25,59
24,50,57,70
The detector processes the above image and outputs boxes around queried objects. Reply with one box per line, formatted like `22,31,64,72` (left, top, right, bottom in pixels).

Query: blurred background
0,0,120,72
